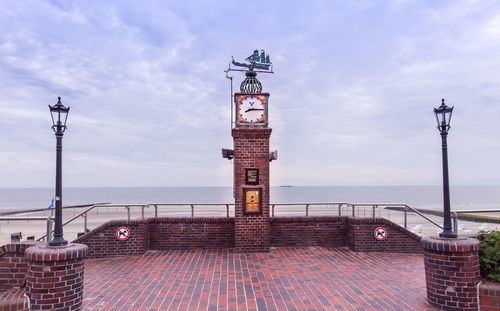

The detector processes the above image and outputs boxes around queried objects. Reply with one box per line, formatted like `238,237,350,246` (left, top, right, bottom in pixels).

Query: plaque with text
243,188,262,214
245,169,259,185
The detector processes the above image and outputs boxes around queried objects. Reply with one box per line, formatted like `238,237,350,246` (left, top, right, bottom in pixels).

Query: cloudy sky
1,0,499,187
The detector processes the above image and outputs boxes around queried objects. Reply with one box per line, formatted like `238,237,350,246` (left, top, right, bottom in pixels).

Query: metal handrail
270,202,443,230
2,201,449,242
150,203,235,218
449,209,500,234
401,204,443,229
0,217,52,221
270,202,345,217
0,216,54,243
0,203,107,216
37,204,101,241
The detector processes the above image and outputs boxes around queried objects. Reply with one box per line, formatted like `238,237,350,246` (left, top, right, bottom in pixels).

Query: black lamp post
434,98,457,238
48,97,70,246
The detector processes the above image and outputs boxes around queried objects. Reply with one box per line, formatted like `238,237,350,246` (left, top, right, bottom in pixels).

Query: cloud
0,1,499,187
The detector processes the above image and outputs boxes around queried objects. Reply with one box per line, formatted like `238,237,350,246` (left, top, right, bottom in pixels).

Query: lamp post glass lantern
434,98,457,238
48,97,70,246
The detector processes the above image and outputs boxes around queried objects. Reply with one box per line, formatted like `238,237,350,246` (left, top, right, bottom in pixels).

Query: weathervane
227,49,274,93
230,49,273,72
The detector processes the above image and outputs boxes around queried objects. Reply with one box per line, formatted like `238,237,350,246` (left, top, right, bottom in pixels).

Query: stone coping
25,243,87,262
421,236,479,252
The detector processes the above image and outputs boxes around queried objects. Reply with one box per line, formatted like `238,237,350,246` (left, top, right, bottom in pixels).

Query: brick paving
83,247,436,311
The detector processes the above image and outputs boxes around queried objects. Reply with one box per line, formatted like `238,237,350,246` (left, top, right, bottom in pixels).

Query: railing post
46,217,52,242
226,204,229,217
452,212,458,233
154,204,158,217
272,204,275,217
339,203,342,216
306,204,309,217
404,207,408,229
191,204,194,218
372,205,376,218
83,213,87,233
127,207,130,222
352,205,355,217
141,205,145,219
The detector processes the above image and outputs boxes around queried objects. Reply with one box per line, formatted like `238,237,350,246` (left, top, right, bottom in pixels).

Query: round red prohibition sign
374,227,388,241
116,226,130,241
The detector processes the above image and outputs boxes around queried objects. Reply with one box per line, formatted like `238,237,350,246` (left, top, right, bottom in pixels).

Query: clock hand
244,108,265,113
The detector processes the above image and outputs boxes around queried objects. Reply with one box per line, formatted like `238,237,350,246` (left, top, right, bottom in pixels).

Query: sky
1,0,499,187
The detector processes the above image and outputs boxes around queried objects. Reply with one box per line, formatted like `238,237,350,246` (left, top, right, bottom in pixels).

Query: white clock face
238,96,265,123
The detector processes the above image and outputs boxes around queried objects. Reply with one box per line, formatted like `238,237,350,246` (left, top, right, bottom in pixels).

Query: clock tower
226,50,274,252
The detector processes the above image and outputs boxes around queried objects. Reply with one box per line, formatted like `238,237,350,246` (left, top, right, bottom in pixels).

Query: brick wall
74,216,421,258
0,241,39,291
270,216,348,247
149,217,234,249
25,243,87,311
421,237,481,311
73,219,148,259
479,281,500,311
232,127,272,252
347,217,422,253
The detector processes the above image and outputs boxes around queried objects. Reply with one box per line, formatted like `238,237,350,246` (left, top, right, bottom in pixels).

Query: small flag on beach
47,199,54,210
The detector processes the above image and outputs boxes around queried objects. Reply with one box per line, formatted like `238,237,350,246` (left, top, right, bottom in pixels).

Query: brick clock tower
225,50,275,252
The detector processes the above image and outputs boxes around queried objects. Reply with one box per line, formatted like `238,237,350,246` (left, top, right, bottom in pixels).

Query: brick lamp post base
26,243,87,311
421,236,480,311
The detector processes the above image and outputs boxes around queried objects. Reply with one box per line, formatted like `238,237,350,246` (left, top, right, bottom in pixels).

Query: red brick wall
0,241,39,291
25,243,87,311
232,127,272,252
74,216,421,258
421,237,480,311
479,281,500,311
347,217,422,253
270,216,348,247
74,219,148,259
149,217,234,249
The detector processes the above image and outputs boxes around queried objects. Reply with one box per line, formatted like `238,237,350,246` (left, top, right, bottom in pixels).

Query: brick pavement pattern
83,247,437,311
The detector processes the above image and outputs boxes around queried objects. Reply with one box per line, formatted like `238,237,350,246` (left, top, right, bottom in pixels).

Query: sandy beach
1,204,499,245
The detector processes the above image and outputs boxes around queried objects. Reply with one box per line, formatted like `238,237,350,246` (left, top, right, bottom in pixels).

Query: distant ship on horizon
280,185,292,187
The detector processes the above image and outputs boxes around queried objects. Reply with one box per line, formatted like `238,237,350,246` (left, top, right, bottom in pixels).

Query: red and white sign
374,227,388,241
116,226,130,241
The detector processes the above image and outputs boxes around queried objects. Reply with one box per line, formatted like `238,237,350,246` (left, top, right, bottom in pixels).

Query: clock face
238,96,266,123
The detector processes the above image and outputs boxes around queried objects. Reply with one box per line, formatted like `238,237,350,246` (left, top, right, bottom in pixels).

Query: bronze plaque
244,188,262,214
245,169,259,185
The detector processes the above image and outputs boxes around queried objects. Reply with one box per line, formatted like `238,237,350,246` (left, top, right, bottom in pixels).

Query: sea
0,186,499,212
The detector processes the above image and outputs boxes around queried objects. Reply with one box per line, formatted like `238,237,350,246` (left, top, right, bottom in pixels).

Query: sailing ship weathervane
227,49,274,93
231,49,273,72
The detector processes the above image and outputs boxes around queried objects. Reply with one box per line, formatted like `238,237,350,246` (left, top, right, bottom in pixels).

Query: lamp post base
439,230,457,239
48,236,68,247
49,238,68,246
